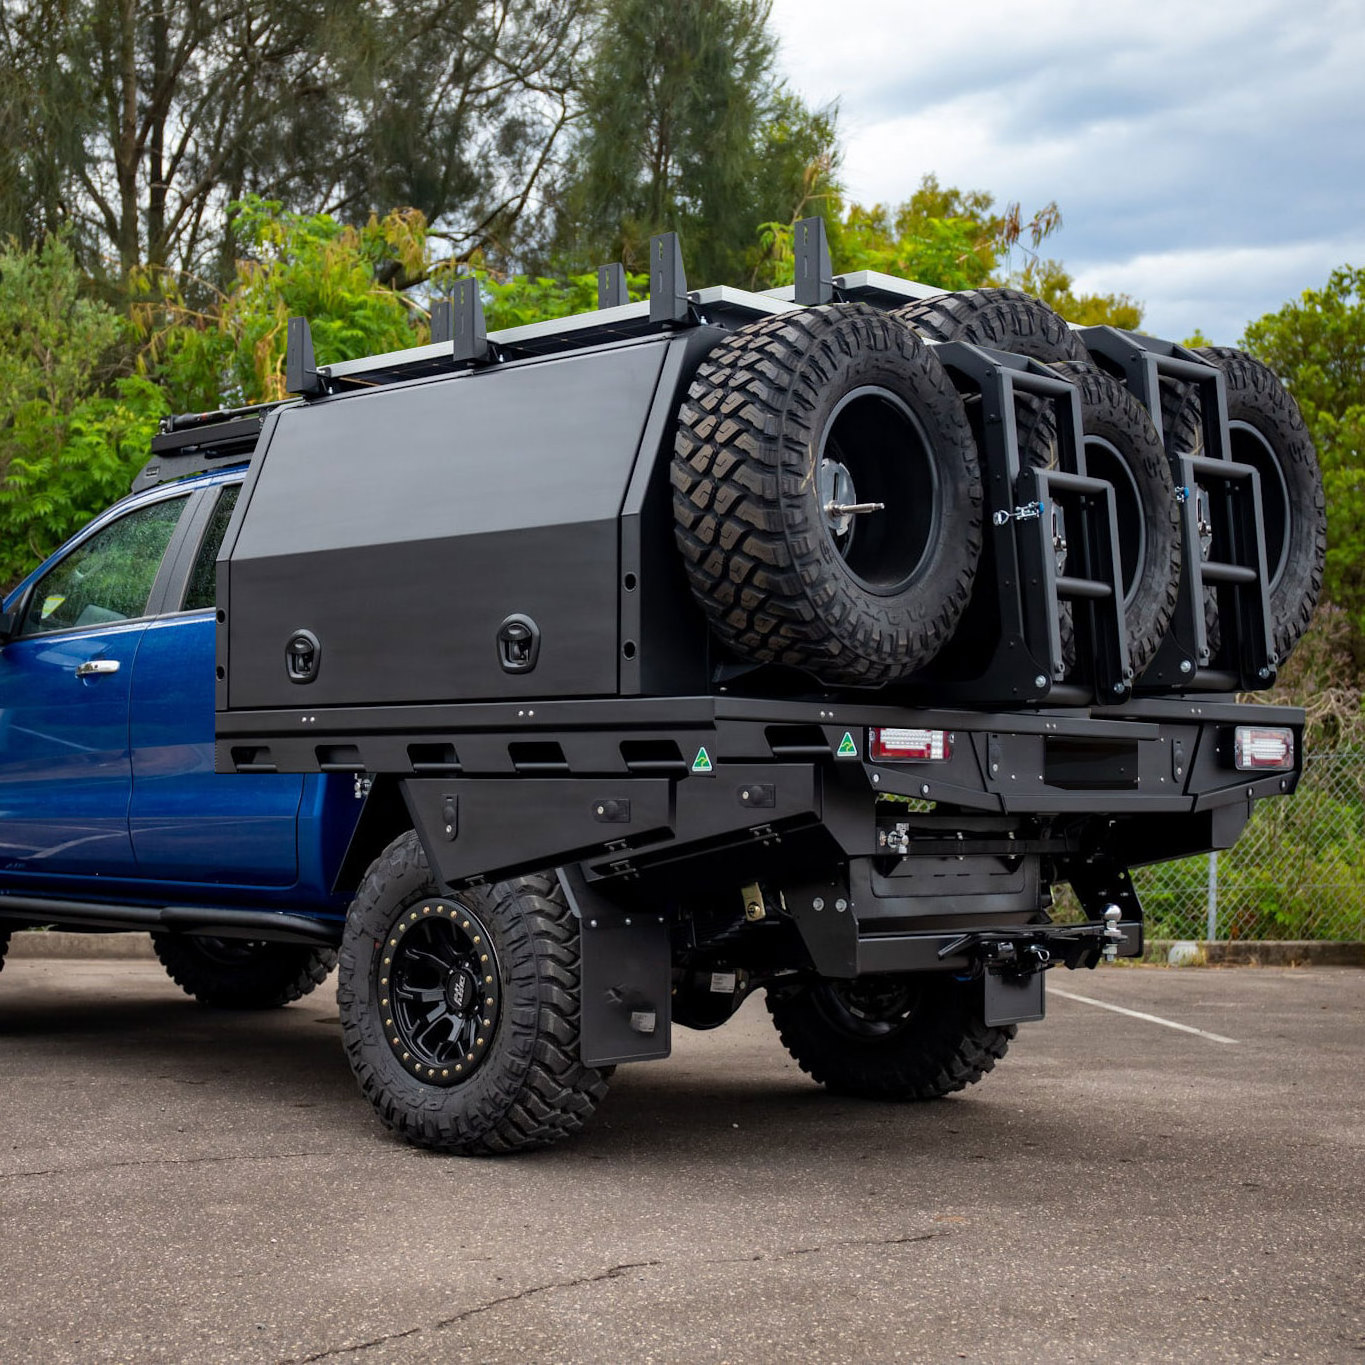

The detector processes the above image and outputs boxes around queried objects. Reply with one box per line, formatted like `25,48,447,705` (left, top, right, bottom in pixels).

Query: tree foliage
760,175,1143,328
136,197,429,410
550,0,838,286
0,233,165,586
1242,265,1365,666
0,0,589,282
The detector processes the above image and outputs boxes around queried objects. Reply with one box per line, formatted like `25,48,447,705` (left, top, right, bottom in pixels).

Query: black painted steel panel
225,341,669,707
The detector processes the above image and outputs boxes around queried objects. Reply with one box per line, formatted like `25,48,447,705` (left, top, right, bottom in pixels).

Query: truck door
0,493,191,880
128,482,304,886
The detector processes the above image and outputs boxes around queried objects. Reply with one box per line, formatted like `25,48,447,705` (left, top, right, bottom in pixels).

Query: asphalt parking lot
0,954,1361,1364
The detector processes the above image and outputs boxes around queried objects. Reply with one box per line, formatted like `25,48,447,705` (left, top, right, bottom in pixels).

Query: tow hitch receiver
937,916,1143,1027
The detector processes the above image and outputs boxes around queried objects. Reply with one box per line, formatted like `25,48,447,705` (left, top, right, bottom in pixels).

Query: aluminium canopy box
216,330,718,714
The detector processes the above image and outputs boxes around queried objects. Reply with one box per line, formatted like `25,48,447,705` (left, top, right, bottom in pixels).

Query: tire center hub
444,968,479,1017
379,899,501,1087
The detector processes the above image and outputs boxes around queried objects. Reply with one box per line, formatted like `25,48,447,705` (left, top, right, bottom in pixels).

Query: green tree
138,197,429,410
0,0,590,283
551,0,838,286
1242,266,1365,665
0,233,165,587
759,176,1142,327
1013,258,1142,330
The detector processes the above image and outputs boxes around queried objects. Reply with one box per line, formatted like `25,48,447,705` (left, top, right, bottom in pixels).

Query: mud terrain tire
672,304,983,686
151,933,336,1009
894,286,1088,365
338,832,609,1155
767,973,1014,1100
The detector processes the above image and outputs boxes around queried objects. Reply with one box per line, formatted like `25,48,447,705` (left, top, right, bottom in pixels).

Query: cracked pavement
0,956,1361,1363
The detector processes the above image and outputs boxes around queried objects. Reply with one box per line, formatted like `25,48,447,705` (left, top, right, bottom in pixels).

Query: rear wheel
338,832,609,1155
767,973,1014,1100
672,304,983,687
151,933,336,1009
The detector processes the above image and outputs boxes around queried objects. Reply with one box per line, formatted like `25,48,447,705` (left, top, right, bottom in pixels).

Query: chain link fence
1130,750,1365,942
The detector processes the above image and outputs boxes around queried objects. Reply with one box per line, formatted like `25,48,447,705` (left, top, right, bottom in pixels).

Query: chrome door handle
75,659,120,677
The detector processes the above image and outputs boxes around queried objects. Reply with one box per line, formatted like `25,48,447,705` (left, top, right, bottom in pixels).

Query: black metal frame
916,343,1130,706
1075,326,1276,691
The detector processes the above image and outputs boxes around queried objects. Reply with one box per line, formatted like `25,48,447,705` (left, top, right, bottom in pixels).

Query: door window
182,484,241,612
22,496,187,636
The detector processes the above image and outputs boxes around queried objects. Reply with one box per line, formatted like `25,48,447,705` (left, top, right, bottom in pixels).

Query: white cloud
767,0,1365,339
1072,237,1365,342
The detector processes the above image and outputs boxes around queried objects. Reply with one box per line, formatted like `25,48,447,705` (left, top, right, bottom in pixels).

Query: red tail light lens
869,728,952,762
1233,726,1294,771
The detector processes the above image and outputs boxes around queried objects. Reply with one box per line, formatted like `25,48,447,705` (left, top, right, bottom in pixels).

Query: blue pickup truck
0,456,358,1006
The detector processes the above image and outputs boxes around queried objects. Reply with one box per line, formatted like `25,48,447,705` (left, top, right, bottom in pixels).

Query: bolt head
1034,674,1047,689
1179,659,1193,674
812,896,825,911
834,898,847,912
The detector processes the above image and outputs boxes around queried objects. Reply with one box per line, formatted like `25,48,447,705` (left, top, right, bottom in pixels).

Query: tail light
1233,726,1295,771
869,728,952,762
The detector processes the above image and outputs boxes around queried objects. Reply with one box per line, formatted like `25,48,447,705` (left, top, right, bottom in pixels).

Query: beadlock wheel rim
378,898,501,1086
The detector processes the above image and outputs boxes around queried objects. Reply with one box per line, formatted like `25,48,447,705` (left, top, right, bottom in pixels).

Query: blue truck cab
0,424,360,1007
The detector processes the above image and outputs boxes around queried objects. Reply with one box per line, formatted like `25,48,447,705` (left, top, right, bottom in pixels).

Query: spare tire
672,305,984,686
1160,347,1325,662
894,287,1089,365
1050,360,1182,677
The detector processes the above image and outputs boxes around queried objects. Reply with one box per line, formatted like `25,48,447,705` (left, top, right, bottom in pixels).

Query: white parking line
1049,987,1239,1045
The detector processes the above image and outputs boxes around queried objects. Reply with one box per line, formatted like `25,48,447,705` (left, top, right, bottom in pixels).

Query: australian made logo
691,746,714,774
836,731,858,758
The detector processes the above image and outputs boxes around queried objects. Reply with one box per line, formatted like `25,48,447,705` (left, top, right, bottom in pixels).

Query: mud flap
984,969,1046,1026
557,866,672,1067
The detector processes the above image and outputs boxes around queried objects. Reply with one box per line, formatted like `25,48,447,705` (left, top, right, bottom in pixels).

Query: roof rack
283,221,947,397
132,400,282,493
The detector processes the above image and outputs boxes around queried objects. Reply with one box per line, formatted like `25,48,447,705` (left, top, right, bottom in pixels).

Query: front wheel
767,973,1014,1100
151,933,337,1009
338,832,609,1155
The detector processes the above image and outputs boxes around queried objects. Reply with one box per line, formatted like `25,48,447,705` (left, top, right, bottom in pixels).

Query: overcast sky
767,0,1365,342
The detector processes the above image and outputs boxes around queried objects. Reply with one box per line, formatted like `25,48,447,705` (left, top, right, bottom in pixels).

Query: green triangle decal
691,746,714,774
837,731,858,757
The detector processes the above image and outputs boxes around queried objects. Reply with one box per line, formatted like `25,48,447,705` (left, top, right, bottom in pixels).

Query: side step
0,895,342,946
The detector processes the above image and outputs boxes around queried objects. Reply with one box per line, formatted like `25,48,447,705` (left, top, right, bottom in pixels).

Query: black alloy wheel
380,898,502,1086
